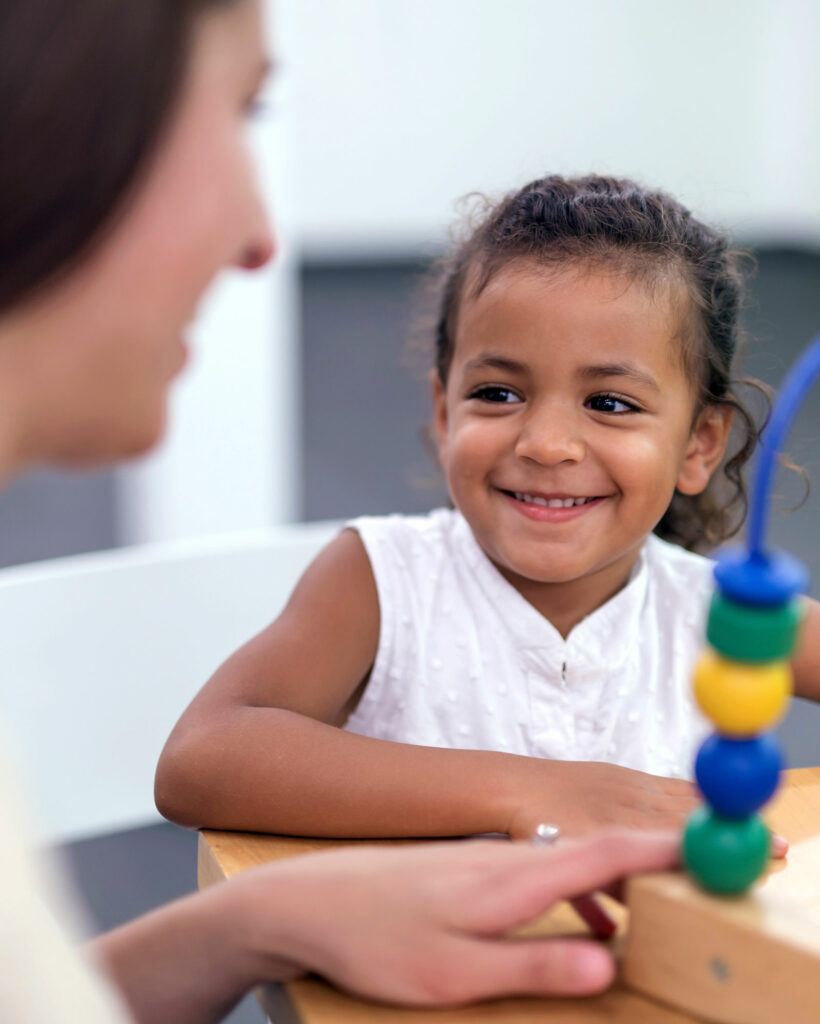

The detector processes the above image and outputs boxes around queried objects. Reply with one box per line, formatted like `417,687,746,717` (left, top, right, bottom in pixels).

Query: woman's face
7,0,273,465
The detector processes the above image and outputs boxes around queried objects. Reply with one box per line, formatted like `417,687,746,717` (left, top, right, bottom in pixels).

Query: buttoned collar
453,510,649,674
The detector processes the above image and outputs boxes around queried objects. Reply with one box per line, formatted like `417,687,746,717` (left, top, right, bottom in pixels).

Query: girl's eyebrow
579,362,660,392
463,354,528,376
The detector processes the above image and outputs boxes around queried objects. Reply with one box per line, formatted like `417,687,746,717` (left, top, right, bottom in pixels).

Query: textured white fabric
344,508,713,778
0,735,133,1024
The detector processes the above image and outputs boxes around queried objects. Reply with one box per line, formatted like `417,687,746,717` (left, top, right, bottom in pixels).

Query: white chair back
0,523,337,844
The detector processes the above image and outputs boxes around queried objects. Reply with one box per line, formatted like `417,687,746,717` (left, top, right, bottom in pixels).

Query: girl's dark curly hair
432,173,767,553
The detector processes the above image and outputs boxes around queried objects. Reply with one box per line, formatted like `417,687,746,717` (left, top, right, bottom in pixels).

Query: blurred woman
0,2,678,1021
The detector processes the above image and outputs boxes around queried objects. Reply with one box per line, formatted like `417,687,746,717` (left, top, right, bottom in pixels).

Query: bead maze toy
623,335,820,1024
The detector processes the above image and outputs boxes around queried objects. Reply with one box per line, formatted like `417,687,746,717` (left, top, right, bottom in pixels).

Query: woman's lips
499,488,606,522
171,334,190,377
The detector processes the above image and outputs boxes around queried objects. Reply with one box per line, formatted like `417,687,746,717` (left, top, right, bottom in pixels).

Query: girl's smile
501,490,608,522
432,260,731,632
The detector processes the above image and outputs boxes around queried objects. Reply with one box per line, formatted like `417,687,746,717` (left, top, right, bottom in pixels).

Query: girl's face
4,0,273,465
432,262,731,609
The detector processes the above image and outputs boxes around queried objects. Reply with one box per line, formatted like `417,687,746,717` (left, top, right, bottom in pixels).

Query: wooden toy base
623,831,820,1023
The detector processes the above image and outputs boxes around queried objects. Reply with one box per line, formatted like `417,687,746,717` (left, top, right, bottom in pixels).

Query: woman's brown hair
0,0,237,312
432,174,766,553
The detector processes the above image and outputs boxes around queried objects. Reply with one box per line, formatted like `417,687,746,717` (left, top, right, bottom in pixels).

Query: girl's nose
514,410,585,465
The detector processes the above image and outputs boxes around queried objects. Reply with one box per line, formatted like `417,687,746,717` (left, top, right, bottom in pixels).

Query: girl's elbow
154,742,208,828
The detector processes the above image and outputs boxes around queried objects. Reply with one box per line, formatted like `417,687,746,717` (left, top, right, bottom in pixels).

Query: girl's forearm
155,708,520,837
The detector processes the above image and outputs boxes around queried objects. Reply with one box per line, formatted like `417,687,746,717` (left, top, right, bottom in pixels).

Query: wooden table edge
196,766,820,1023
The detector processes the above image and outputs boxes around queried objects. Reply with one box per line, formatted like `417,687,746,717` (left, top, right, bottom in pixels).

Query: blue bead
714,547,809,608
695,734,783,818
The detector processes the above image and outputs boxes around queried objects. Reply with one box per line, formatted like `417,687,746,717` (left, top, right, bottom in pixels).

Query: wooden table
198,767,820,1023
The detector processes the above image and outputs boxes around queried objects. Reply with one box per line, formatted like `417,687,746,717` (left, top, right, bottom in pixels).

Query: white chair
0,523,338,845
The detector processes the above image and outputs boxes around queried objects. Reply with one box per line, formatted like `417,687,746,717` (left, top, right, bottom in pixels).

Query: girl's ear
429,369,448,466
676,404,734,495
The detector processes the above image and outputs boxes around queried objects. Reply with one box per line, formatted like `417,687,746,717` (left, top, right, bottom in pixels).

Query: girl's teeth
514,493,591,508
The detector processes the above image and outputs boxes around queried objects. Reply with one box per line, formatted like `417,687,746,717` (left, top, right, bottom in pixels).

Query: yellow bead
694,650,791,735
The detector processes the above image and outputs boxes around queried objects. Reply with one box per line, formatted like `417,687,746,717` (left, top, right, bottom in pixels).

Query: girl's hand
236,830,679,1006
506,759,698,840
503,759,788,857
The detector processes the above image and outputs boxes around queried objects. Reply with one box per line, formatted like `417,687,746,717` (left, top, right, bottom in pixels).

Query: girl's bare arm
155,529,516,836
791,597,820,702
154,529,697,838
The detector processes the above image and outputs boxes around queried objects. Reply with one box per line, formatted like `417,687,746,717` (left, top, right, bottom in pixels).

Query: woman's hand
235,829,679,1006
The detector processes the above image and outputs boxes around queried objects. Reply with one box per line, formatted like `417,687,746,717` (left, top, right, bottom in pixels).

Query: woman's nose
514,409,585,465
236,225,276,270
235,198,276,271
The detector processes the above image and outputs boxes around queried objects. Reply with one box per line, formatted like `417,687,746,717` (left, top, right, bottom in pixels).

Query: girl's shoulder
644,533,715,596
343,510,472,653
345,508,468,608
346,507,463,559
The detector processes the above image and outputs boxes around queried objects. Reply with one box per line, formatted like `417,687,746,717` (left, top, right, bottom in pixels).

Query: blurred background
4,0,818,564
1,2,818,1020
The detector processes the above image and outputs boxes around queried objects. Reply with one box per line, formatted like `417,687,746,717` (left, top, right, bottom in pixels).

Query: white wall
284,0,820,252
119,0,820,545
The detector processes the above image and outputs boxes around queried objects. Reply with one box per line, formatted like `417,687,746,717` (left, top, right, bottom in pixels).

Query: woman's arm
92,830,680,1023
792,597,820,702
90,880,286,1024
154,530,697,839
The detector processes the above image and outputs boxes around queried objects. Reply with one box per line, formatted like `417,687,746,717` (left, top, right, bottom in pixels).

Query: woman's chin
51,405,168,468
119,409,169,461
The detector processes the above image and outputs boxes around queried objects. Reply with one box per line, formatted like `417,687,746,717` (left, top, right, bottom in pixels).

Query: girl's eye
586,393,639,414
470,385,522,404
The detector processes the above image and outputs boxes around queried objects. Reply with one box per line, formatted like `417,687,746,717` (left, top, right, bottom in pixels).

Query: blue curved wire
748,333,820,556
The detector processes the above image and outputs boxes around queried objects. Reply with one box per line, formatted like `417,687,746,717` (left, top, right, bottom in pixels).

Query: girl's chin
491,554,590,588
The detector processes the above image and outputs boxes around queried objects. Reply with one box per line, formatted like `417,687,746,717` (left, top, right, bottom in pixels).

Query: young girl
155,174,820,841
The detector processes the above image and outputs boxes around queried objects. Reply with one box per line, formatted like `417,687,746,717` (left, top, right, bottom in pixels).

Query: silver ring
532,823,561,846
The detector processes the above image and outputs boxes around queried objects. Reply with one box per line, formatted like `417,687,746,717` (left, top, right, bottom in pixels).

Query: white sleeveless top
343,508,713,778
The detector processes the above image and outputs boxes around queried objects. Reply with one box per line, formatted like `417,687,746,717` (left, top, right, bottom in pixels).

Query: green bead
682,807,770,894
707,592,804,662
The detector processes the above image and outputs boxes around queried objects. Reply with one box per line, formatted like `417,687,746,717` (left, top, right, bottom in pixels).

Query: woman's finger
441,937,616,1003
504,830,679,916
